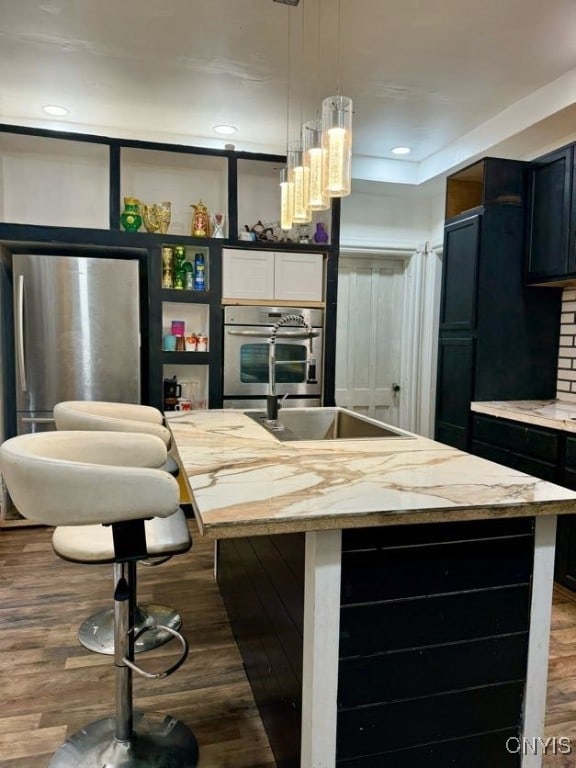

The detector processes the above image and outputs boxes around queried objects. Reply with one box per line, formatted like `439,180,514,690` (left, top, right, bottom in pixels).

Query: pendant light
279,2,295,231
303,119,330,211
322,94,352,196
280,167,294,230
288,142,312,224
321,0,353,197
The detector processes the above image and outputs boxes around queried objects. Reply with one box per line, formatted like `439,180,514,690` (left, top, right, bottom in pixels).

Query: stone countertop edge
166,410,576,539
471,400,576,432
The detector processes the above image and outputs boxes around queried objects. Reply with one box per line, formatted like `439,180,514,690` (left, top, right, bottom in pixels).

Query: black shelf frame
0,122,340,414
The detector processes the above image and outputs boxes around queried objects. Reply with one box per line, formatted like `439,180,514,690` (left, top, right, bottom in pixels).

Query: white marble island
167,409,576,768
168,409,576,538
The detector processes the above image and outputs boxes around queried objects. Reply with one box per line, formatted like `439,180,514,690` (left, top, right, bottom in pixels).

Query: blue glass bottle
193,253,206,291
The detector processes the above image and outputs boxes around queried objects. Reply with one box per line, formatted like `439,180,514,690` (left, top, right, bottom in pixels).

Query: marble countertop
167,409,576,539
471,400,576,432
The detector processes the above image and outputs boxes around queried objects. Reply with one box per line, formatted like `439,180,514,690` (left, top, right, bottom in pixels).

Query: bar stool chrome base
47,711,199,768
78,604,182,654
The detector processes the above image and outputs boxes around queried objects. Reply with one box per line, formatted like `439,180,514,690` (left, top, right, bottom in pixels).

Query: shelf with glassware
119,146,229,238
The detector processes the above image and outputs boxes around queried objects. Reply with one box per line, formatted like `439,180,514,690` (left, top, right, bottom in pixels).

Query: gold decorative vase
143,202,171,234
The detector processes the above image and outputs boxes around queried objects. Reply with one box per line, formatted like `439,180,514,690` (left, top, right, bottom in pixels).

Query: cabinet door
434,337,475,449
526,146,573,281
274,252,324,302
440,216,480,330
222,249,274,300
557,435,576,591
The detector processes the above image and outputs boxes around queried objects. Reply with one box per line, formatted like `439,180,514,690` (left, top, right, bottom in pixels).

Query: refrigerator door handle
16,274,27,392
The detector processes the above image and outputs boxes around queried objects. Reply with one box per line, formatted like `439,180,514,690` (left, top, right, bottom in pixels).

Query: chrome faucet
267,314,317,422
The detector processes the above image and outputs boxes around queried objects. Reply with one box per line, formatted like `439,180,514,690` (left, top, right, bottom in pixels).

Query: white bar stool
0,430,198,768
53,400,183,654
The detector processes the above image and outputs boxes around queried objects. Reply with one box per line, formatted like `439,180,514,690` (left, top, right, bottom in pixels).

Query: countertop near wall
471,400,576,432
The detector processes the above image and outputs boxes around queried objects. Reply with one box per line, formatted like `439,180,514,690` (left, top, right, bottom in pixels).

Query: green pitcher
120,197,142,232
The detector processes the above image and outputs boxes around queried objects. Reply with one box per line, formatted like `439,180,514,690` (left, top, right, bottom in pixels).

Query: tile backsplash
557,288,576,403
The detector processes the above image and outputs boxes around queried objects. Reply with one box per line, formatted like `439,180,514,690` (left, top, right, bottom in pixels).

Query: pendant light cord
336,0,342,96
286,5,291,152
300,0,305,131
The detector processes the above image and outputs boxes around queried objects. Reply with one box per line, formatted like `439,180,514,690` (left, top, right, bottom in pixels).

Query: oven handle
226,329,320,338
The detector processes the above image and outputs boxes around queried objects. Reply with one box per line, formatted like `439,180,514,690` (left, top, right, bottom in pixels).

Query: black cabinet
525,145,576,282
470,413,576,590
435,338,475,450
435,158,562,449
440,216,480,330
556,435,576,591
471,414,559,482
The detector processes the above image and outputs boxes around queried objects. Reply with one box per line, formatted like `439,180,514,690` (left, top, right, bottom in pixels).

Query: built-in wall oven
223,306,324,409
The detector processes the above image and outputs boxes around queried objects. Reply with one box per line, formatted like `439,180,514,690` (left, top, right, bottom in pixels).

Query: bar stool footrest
48,711,199,768
78,604,182,655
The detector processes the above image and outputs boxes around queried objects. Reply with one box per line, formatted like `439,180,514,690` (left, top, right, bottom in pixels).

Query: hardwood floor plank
0,523,276,768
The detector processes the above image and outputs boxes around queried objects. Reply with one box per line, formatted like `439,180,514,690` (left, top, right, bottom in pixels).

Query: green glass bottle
172,245,186,290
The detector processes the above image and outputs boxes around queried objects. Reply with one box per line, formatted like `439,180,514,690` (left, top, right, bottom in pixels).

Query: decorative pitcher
191,201,211,237
120,197,142,232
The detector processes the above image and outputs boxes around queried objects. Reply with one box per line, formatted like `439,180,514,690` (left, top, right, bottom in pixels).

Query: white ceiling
2,0,576,184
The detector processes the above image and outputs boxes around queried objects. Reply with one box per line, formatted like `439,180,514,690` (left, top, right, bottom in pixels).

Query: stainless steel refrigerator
12,254,141,434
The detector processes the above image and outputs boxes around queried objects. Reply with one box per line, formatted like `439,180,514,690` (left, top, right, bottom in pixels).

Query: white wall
341,181,439,249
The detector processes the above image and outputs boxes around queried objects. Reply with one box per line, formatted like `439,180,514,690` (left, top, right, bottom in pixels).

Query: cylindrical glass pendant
287,143,312,224
279,167,294,231
303,120,330,211
321,95,352,197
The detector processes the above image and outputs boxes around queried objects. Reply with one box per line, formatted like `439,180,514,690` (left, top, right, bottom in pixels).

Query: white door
335,255,406,425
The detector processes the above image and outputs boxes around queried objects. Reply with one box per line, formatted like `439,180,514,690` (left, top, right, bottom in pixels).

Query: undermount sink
247,407,414,442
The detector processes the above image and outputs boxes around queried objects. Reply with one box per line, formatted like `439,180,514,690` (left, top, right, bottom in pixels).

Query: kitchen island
167,409,576,768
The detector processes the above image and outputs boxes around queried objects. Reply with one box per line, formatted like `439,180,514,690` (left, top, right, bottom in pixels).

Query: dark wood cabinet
471,414,560,482
440,216,480,330
525,145,575,282
435,158,562,450
470,413,576,590
435,338,475,450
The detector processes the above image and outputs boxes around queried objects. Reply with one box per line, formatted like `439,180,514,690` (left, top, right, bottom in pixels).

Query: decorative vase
142,202,171,234
313,221,329,244
120,197,142,232
161,247,174,289
191,201,211,237
142,203,160,233
156,202,171,234
212,211,225,238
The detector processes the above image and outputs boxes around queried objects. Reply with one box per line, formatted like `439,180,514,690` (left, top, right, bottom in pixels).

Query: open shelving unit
0,122,341,420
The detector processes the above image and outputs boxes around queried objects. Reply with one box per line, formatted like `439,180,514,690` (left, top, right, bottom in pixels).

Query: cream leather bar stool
53,400,182,654
0,430,198,768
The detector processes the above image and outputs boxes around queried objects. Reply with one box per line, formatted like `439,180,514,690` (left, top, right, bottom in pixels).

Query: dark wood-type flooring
3,522,576,767
0,521,276,768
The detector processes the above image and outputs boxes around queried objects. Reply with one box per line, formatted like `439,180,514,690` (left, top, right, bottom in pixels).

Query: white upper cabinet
274,252,324,302
222,249,275,300
222,248,324,302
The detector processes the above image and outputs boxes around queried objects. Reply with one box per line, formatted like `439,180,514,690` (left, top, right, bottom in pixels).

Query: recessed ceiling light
42,104,69,116
391,146,412,155
213,124,238,136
